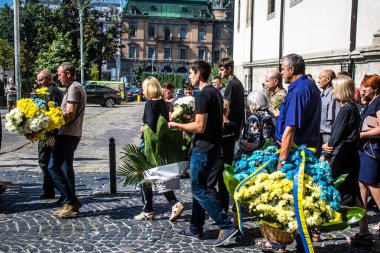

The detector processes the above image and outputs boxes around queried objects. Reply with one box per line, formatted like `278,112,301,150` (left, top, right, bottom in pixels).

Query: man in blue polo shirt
276,53,321,170
274,54,321,252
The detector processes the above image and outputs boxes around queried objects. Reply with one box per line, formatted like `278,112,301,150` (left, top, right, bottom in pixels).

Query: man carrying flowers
36,69,63,200
48,62,86,218
169,60,237,246
274,54,322,252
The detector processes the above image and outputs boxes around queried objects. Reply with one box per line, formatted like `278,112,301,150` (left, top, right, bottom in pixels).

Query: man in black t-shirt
219,58,245,131
169,61,237,246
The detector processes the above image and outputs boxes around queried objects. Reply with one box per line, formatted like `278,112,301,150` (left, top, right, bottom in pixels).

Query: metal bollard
109,137,117,194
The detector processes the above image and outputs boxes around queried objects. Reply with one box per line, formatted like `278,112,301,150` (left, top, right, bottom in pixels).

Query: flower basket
260,222,295,245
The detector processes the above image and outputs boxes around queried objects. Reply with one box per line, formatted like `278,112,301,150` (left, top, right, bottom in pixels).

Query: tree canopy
0,0,123,82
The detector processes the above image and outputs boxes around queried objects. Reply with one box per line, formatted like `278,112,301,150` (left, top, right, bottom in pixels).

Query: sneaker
134,211,154,221
169,202,184,222
347,233,373,246
177,229,203,239
212,228,238,246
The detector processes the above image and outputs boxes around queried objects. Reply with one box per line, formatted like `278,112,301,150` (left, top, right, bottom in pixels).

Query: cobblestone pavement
0,103,379,252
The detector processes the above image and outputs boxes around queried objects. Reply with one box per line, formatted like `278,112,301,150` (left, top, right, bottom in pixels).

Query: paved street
0,102,379,252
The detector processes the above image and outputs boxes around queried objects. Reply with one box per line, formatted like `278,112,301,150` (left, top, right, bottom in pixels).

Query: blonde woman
136,76,184,222
322,76,361,205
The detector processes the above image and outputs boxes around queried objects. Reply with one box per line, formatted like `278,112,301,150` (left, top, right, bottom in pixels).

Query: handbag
362,115,378,132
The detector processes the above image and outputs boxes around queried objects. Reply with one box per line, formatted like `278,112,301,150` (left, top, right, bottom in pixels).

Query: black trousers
38,141,55,196
140,182,178,213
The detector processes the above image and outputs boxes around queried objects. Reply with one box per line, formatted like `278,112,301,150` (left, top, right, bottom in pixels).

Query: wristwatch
279,159,286,165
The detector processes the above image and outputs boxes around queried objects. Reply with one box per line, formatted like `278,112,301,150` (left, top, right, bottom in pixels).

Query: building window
148,46,155,59
200,9,205,18
290,0,303,7
213,49,220,63
198,48,205,60
180,26,187,39
148,25,155,37
180,48,186,60
164,47,171,59
215,27,221,40
198,26,206,41
129,23,136,37
129,45,137,59
267,0,275,20
164,26,171,40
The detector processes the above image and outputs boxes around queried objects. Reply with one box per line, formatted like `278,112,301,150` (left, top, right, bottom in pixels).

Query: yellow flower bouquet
5,98,65,141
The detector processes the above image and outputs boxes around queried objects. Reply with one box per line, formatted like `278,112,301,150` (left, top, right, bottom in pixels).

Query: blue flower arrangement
33,98,48,109
233,145,341,211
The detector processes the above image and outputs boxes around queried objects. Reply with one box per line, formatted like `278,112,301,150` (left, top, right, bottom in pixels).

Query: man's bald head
37,69,53,87
318,69,336,90
264,69,283,92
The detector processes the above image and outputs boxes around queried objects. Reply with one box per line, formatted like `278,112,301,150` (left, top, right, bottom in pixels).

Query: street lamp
78,0,94,84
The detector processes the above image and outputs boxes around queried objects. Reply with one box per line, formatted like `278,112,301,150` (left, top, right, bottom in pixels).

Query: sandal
347,233,373,246
169,202,184,222
134,211,154,221
256,241,286,253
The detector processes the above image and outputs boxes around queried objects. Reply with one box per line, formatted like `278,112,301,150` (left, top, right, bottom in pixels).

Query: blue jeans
189,147,234,235
48,134,81,205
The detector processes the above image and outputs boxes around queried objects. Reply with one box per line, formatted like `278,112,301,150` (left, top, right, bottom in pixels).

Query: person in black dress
322,76,361,204
135,76,184,222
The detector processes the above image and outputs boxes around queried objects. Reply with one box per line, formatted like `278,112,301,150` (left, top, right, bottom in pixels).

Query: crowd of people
138,54,380,250
1,54,379,250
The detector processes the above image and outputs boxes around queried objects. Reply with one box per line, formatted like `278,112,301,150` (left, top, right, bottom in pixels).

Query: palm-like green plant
117,116,191,187
117,144,151,186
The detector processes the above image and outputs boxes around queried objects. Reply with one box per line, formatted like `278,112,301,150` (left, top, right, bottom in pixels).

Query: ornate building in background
117,0,234,82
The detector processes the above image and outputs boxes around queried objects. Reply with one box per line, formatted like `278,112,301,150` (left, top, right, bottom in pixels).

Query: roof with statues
124,0,213,19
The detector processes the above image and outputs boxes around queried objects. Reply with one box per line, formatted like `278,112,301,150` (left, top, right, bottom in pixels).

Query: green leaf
117,144,151,186
223,170,240,196
225,164,235,175
341,206,366,224
333,174,348,189
319,221,350,231
143,125,158,167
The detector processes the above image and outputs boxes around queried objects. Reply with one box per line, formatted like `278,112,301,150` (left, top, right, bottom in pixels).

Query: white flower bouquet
5,98,65,141
171,96,195,123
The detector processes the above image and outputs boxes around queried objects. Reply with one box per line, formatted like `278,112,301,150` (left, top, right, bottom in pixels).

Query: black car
83,84,122,107
126,87,146,102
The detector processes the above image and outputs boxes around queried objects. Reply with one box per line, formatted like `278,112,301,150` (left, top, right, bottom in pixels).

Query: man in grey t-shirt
48,62,86,218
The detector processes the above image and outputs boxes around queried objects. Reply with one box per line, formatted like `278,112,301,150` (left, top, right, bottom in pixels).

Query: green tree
35,32,78,74
90,64,99,80
0,39,14,75
130,62,144,84
0,5,14,43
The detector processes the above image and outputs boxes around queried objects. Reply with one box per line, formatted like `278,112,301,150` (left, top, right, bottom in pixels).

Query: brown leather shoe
57,203,80,218
169,202,184,222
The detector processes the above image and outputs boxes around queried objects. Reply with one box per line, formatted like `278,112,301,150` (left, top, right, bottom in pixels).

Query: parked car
83,84,121,107
126,87,146,102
